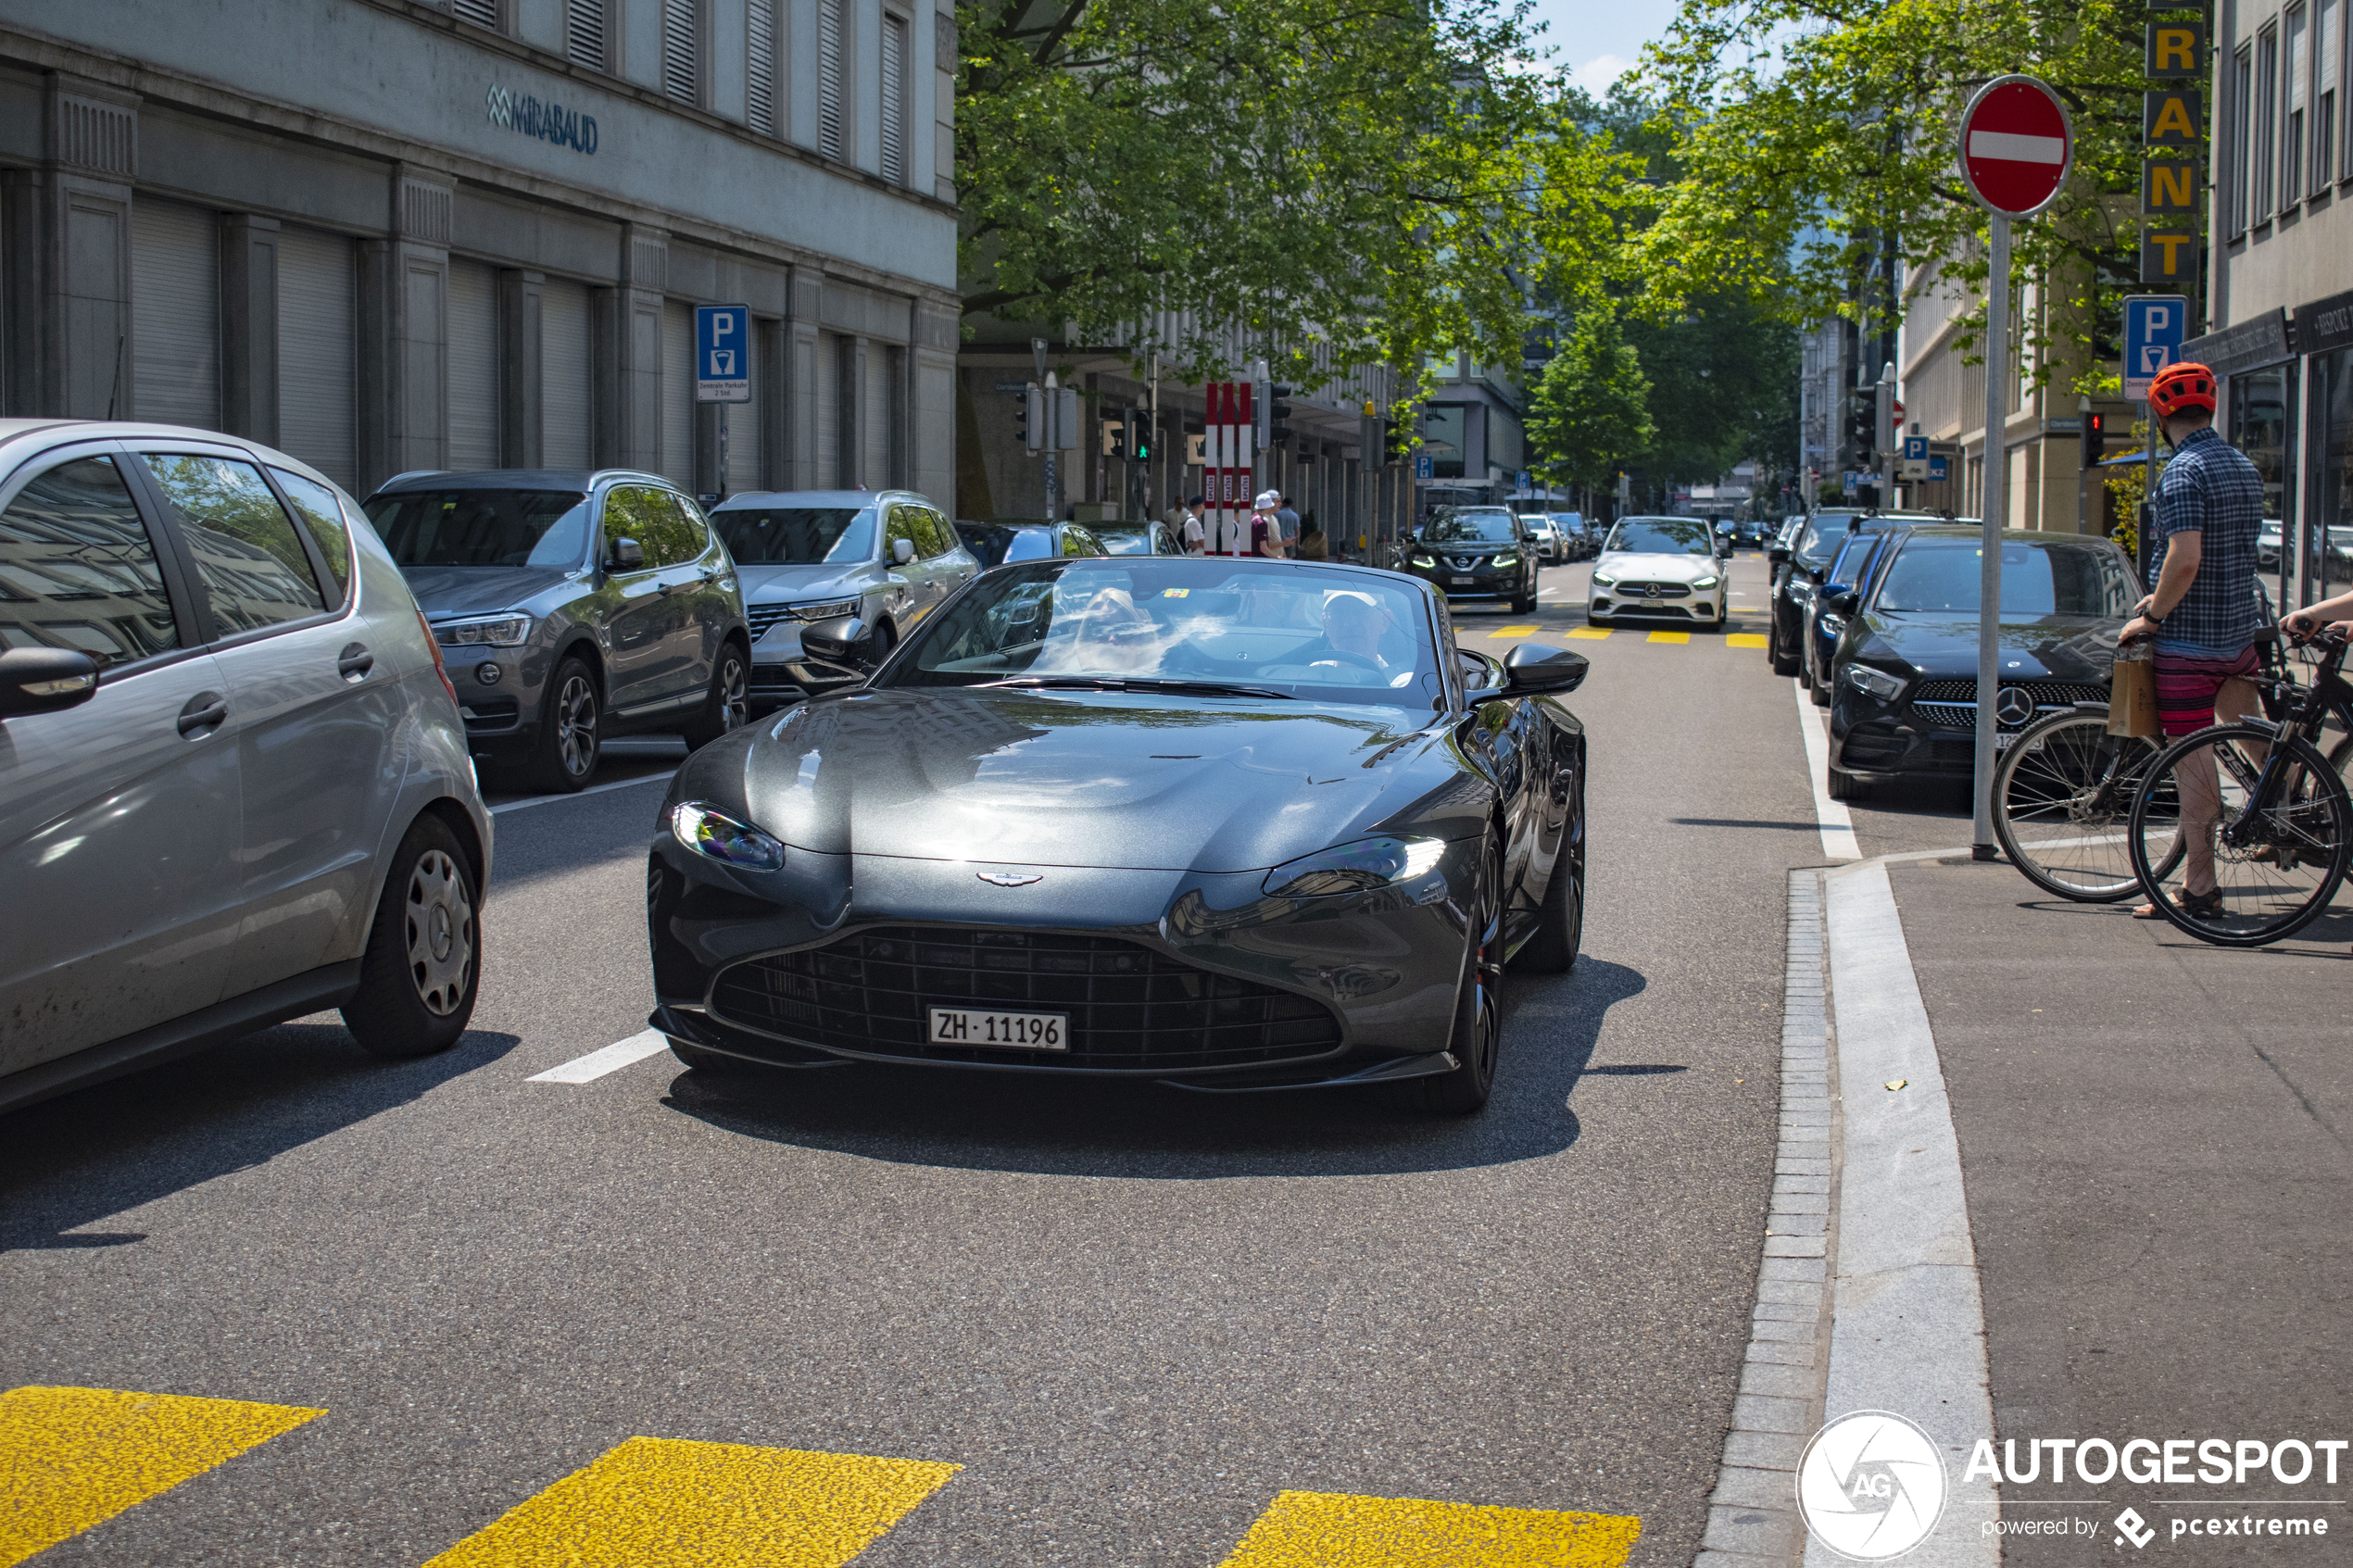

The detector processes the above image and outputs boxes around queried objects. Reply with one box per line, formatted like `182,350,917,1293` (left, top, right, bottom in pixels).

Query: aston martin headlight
669,801,786,871
1590,571,1617,587
789,597,862,622
1845,664,1906,701
1262,836,1447,897
434,612,533,647
1692,574,1720,589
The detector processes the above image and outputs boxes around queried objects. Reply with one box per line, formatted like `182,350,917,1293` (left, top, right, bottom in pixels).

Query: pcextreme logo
1797,1411,1948,1560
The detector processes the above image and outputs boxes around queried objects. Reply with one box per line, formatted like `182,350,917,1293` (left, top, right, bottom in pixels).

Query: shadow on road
0,1023,519,1252
659,959,1649,1179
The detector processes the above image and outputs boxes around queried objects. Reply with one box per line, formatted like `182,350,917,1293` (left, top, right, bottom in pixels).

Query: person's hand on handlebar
2284,589,2353,642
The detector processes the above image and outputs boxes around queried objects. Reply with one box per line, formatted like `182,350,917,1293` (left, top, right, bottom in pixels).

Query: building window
565,0,608,69
818,0,848,159
2287,5,2309,201
880,13,908,183
661,0,700,105
748,0,780,136
450,0,502,29
2232,45,2255,233
2319,0,2339,187
2258,24,2280,220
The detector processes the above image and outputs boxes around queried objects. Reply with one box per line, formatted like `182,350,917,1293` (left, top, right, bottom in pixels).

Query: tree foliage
1528,309,1655,490
1634,0,2158,390
953,0,1633,395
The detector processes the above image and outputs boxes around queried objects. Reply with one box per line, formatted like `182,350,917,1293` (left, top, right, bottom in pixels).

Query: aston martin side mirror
1479,642,1589,697
0,647,101,718
800,615,877,671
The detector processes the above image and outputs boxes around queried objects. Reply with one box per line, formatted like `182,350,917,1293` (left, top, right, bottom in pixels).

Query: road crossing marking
1486,625,1541,638
1645,631,1691,645
422,1436,960,1568
528,1029,672,1084
0,1386,323,1567
1215,1489,1642,1568
1566,627,1612,640
1727,633,1768,648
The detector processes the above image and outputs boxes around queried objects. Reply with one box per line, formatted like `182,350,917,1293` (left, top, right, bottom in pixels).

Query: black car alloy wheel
1418,836,1504,1114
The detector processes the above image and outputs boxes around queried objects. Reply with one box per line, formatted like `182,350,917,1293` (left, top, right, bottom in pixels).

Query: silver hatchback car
0,420,492,1115
705,489,977,712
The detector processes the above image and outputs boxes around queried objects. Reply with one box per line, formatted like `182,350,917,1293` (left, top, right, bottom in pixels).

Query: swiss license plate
927,1007,1068,1051
1994,732,2018,750
1451,574,1476,585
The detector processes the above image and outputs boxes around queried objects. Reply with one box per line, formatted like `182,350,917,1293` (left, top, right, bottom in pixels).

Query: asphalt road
1,552,1828,1567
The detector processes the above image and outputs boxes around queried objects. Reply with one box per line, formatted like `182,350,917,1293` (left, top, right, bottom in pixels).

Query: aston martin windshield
1424,509,1518,543
367,489,590,569
1605,519,1714,555
894,559,1436,704
1873,541,2133,617
710,506,874,564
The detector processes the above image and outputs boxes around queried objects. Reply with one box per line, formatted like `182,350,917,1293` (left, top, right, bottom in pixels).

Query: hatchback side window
137,453,327,636
0,455,182,670
883,504,920,562
269,469,353,601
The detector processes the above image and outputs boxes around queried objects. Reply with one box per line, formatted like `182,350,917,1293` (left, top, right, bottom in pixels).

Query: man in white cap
1249,490,1287,558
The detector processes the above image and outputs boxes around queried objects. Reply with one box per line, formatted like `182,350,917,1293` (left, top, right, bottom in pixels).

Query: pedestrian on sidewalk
2117,361,2267,922
1277,495,1302,555
1178,495,1206,555
1250,491,1287,558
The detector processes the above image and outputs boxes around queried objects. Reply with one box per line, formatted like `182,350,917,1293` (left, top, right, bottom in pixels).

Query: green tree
1529,310,1655,492
954,0,1638,397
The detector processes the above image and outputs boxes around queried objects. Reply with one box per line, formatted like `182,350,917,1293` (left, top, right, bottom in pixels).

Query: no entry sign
1958,76,2074,218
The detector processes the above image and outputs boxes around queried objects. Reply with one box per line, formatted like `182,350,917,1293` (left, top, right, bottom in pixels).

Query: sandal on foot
2134,888,2225,920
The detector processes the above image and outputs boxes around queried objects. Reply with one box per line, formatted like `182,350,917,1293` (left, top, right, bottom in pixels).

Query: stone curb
1696,871,1835,1567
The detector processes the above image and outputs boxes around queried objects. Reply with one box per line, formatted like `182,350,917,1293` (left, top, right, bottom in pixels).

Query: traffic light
1267,384,1295,445
1844,391,1876,466
1128,408,1151,463
1102,409,1126,458
1019,383,1042,452
2082,411,2107,468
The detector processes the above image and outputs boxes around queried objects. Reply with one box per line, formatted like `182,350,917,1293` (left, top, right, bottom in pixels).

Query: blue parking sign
695,304,750,403
2122,295,2187,400
1414,454,1433,482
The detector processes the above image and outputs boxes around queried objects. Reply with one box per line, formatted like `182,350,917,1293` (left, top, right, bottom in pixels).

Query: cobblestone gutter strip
1694,870,1837,1568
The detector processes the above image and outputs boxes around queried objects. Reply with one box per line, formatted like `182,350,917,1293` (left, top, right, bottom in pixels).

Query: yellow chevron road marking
422,1436,960,1568
0,1386,323,1567
1214,1489,1642,1567
1727,633,1769,647
1645,631,1691,645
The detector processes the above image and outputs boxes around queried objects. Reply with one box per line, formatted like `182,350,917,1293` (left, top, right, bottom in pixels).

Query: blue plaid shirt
2149,427,2266,659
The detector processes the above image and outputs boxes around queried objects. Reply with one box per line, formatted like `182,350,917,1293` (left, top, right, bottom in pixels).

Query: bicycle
1993,705,2181,900
2126,628,2353,946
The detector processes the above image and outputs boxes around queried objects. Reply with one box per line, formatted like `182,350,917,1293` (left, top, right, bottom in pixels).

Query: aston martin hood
724,689,1464,872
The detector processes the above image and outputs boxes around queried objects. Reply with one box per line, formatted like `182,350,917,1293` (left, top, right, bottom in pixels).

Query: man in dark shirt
2120,361,2266,919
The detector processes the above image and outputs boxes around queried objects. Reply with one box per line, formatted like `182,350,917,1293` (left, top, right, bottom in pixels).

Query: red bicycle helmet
2149,360,2217,418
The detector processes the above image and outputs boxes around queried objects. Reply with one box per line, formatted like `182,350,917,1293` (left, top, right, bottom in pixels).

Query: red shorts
2153,646,2260,736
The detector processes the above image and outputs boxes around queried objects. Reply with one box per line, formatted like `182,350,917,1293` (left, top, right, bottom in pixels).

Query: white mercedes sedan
1586,516,1732,629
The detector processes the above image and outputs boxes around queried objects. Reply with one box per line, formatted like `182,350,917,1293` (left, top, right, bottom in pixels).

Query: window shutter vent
881,14,907,182
565,0,606,67
748,0,779,136
818,0,846,158
662,0,699,104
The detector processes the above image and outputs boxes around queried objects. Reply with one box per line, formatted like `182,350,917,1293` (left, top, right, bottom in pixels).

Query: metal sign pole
1971,212,2011,860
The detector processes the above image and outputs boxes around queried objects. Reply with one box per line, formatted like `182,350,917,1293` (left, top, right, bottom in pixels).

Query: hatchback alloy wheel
404,848,476,1016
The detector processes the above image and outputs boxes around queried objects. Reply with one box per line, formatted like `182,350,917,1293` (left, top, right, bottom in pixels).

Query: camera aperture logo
1798,1411,1950,1560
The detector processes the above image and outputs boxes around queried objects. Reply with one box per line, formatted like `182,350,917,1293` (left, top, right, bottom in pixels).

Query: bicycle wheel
2127,722,2353,947
1992,711,2182,901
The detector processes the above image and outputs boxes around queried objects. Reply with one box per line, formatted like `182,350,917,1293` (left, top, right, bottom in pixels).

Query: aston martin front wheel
1416,837,1504,1115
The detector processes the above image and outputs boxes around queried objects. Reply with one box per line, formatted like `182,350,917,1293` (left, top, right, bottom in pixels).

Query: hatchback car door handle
336,643,374,682
176,691,229,737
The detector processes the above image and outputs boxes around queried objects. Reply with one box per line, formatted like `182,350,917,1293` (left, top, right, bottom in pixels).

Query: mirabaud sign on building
0,0,959,507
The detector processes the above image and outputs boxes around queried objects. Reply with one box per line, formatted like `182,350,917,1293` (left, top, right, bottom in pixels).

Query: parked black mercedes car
645,555,1589,1113
1764,509,1944,676
1400,507,1541,612
1825,525,2136,799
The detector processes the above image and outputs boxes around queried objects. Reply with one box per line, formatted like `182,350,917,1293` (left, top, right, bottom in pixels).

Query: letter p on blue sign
696,304,751,403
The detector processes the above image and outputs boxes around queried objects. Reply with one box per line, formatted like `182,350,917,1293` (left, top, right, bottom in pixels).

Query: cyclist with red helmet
2120,360,2269,920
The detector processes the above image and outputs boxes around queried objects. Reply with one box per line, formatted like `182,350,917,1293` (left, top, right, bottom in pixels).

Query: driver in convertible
1295,590,1412,681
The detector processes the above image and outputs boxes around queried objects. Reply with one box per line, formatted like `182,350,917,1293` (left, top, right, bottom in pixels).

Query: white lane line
1793,680,1861,861
491,771,675,815
527,1029,672,1084
1818,861,1999,1561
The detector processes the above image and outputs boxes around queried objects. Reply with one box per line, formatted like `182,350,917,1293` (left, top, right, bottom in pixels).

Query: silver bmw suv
0,420,492,1114
362,470,750,790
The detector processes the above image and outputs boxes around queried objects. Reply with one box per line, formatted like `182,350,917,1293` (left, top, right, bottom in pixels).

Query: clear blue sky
1523,0,1681,94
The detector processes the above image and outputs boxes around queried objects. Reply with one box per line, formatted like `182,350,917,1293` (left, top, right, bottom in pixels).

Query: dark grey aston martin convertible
645,555,1589,1113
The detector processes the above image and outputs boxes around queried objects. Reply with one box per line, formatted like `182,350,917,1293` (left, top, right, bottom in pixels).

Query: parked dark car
708,490,975,716
1804,528,1896,704
1733,518,1772,547
365,469,750,792
1764,509,1944,676
646,556,1589,1114
1091,521,1179,556
1400,507,1540,611
953,520,1109,567
1825,526,2137,799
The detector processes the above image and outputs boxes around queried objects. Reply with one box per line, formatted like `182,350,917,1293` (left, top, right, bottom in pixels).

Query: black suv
1764,510,1944,676
364,469,750,791
1401,506,1540,612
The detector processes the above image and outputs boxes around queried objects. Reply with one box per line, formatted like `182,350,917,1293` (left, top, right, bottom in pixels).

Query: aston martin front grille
708,926,1345,1072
